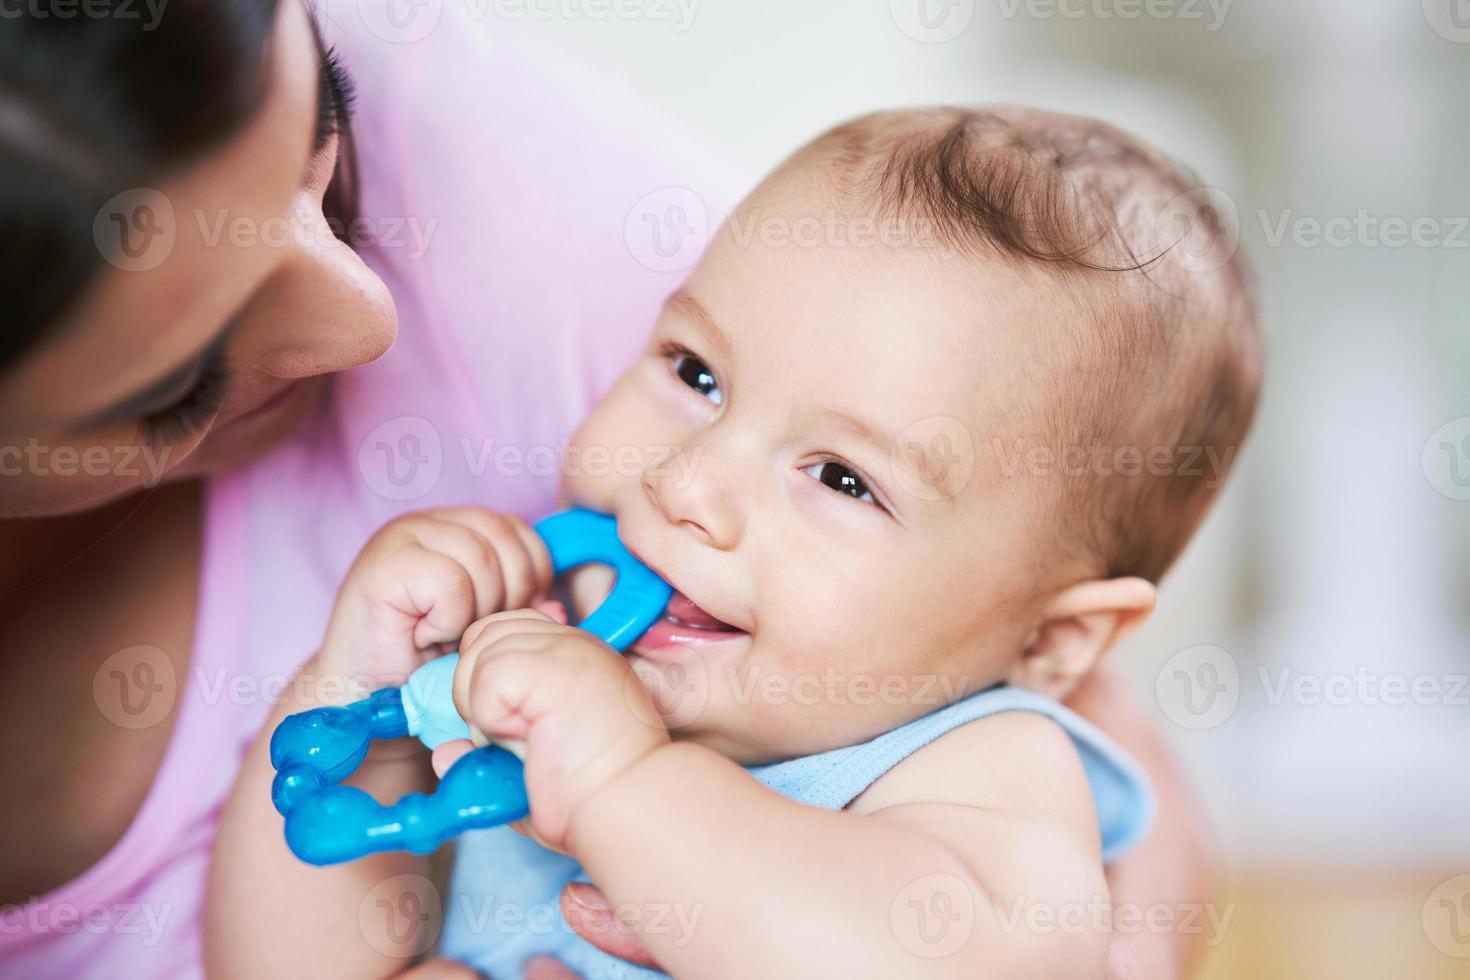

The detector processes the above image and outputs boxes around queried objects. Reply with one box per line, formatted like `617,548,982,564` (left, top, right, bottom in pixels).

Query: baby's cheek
564,371,680,508
562,413,617,508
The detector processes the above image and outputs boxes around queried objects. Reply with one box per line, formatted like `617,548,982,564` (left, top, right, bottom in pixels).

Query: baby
219,106,1260,978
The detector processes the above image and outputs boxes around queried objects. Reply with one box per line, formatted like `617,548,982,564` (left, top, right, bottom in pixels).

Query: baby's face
565,174,1062,763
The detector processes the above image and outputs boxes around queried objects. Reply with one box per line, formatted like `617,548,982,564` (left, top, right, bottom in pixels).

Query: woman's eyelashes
138,351,231,448
314,46,357,155
666,345,723,406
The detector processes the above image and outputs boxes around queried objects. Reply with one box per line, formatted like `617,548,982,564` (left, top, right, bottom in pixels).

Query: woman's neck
0,481,200,598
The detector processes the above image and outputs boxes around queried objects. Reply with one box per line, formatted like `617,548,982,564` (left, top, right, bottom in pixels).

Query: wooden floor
1194,874,1470,980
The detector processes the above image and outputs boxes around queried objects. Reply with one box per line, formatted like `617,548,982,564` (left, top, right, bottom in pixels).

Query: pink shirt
0,7,733,976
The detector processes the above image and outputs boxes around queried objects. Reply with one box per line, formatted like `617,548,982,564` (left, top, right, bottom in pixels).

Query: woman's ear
1006,577,1157,700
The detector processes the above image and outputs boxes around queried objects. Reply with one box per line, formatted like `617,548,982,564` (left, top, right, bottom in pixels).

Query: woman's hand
317,507,552,690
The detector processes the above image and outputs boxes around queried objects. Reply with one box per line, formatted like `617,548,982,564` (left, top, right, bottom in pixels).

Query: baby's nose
641,452,741,550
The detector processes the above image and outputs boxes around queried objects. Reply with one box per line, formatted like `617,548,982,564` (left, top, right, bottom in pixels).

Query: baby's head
565,106,1261,763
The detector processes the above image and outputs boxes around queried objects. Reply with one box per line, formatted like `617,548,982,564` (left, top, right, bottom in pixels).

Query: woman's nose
641,441,743,551
232,200,397,380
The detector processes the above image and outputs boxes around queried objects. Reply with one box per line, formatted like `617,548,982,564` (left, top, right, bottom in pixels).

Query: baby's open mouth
633,590,748,657
664,592,741,631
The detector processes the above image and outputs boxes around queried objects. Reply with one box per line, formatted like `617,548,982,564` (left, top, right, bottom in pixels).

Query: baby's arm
581,716,1107,978
455,613,1111,979
204,509,551,979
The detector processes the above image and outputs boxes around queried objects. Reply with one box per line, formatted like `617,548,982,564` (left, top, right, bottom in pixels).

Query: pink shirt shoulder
0,8,736,975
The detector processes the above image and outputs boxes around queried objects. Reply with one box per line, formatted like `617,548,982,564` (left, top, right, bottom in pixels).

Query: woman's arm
204,655,440,979
1064,666,1220,980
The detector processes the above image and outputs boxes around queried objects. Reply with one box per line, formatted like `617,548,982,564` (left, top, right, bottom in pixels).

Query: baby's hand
450,610,671,851
318,508,552,689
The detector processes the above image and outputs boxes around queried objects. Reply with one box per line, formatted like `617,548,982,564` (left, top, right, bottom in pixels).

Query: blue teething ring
268,508,673,865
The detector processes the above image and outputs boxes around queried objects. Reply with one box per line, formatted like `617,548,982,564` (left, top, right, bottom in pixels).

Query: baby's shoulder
849,709,1097,838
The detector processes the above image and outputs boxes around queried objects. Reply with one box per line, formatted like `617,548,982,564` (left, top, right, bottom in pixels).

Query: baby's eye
672,353,723,406
802,460,876,505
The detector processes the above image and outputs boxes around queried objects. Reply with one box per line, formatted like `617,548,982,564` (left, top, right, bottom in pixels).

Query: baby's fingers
452,609,563,724
408,519,508,621
457,606,560,653
434,509,553,611
430,738,474,778
381,548,481,650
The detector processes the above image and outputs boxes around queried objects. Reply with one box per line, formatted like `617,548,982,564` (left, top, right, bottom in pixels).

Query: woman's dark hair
0,1,359,372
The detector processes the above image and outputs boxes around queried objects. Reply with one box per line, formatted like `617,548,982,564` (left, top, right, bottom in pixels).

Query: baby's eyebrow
816,406,892,453
666,290,734,360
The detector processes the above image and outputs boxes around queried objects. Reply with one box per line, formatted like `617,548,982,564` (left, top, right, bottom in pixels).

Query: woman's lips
234,380,307,424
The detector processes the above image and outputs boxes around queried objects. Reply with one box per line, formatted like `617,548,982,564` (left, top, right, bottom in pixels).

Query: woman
0,2,1211,977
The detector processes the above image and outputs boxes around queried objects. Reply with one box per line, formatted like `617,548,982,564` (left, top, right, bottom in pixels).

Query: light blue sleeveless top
442,685,1155,979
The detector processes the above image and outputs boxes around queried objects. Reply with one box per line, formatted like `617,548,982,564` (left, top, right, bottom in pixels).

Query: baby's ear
1006,577,1156,700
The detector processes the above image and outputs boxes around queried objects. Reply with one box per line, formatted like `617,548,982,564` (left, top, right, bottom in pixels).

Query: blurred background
486,0,1470,975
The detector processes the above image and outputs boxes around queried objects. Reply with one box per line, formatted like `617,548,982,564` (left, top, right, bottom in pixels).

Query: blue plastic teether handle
268,508,672,865
537,508,673,652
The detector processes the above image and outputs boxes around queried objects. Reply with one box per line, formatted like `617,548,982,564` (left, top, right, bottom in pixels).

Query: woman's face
0,1,396,517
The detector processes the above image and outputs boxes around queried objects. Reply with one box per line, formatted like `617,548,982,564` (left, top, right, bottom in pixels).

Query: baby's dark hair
795,107,1262,584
